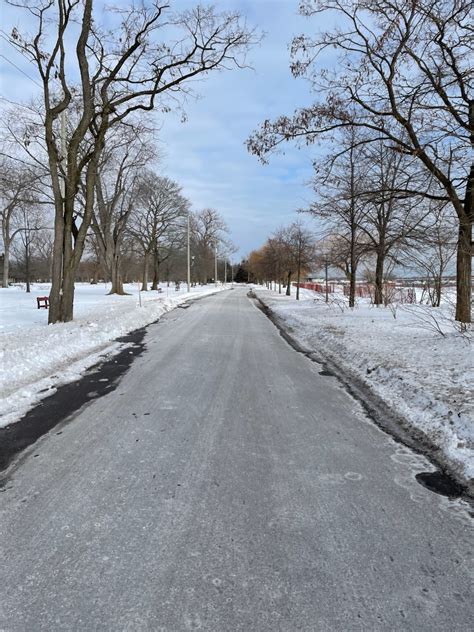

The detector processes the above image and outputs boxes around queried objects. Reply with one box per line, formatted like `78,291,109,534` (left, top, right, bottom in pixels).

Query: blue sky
0,0,321,259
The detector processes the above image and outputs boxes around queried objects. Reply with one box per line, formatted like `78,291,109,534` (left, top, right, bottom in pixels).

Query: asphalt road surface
1,289,472,631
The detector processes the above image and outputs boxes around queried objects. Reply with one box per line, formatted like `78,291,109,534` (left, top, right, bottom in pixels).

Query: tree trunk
434,276,442,308
2,240,10,288
48,132,71,323
296,262,301,300
151,250,159,291
48,182,91,322
455,218,472,323
25,239,31,293
54,257,76,323
349,268,356,308
286,271,292,296
109,254,126,295
142,254,149,291
349,224,357,308
374,251,384,306
49,226,78,323
278,278,281,294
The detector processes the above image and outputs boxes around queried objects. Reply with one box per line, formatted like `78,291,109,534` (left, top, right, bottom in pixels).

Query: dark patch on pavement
319,370,334,377
416,471,466,499
0,327,148,482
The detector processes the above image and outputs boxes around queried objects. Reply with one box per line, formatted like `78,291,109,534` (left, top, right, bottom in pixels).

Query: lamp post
187,211,191,293
214,243,218,288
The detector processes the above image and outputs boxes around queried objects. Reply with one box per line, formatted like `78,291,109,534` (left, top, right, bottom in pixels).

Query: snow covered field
253,285,473,485
0,282,227,428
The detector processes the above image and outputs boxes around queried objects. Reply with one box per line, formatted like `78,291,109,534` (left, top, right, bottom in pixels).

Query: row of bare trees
1,0,256,323
1,146,231,295
248,0,473,323
305,128,458,308
245,138,458,307
246,222,316,300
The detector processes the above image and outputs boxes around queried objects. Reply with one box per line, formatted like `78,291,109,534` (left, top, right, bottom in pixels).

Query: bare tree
190,209,229,284
261,223,315,298
265,236,288,293
358,141,429,305
7,0,256,322
10,202,48,290
130,173,189,291
33,228,55,281
247,248,267,285
271,227,295,295
90,122,156,295
305,127,367,306
407,204,458,307
248,0,473,323
0,158,42,287
286,222,316,300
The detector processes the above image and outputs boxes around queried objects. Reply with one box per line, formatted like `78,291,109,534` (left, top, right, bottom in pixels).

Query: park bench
37,296,49,309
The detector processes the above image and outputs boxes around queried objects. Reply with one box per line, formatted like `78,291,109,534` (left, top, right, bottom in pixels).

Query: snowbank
253,286,473,484
0,283,226,427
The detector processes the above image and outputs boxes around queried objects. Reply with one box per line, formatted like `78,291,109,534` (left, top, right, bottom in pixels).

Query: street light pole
224,259,227,285
214,243,218,288
187,211,191,293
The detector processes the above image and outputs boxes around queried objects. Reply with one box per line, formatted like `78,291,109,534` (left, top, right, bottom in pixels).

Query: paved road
1,289,472,631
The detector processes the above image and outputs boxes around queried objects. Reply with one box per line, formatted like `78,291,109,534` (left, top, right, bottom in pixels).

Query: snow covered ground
0,282,227,428
253,285,473,485
2,281,472,486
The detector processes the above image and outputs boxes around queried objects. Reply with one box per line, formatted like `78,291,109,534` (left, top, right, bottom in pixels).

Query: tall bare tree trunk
453,147,472,323
455,217,472,323
296,256,301,301
348,235,357,308
48,192,65,322
349,269,356,308
348,155,357,309
25,238,31,293
142,254,149,291
49,144,101,323
374,250,384,306
61,259,76,323
151,248,159,291
2,240,10,288
286,271,292,296
109,253,125,295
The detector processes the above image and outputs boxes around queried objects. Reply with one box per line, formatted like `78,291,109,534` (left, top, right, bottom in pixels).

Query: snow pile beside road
253,287,473,483
0,283,226,428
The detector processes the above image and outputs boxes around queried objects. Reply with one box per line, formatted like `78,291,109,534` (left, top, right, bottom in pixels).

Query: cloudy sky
0,0,322,259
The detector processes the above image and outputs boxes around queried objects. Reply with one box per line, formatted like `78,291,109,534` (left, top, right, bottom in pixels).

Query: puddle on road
416,471,466,499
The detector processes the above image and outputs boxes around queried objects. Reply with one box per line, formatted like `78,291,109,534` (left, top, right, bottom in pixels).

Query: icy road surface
0,289,472,631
